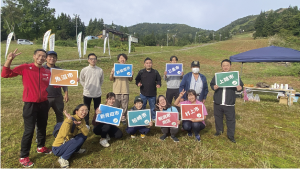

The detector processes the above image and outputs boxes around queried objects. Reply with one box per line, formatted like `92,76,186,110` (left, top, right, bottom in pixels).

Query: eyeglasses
89,58,97,61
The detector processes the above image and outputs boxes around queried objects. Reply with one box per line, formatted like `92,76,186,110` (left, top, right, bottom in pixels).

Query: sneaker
75,149,86,154
58,157,69,168
37,147,52,154
106,134,111,141
171,136,179,142
214,131,223,136
195,134,201,142
19,157,34,168
187,132,193,137
160,134,168,140
141,134,146,138
99,139,110,147
131,135,136,138
228,136,236,143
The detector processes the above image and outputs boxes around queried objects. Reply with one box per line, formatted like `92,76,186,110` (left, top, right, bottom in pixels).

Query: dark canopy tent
229,46,300,75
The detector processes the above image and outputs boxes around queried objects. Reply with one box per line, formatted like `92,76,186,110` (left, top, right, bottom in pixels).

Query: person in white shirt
80,53,104,126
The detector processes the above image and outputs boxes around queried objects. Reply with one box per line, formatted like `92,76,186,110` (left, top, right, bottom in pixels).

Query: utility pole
112,25,116,40
213,32,216,41
195,32,197,44
167,30,169,46
74,14,79,39
219,33,222,41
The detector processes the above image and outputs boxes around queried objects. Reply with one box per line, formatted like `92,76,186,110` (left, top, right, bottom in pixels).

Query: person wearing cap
109,53,133,124
43,51,68,123
179,61,208,103
135,57,161,121
210,59,244,143
125,96,153,138
80,53,104,126
1,48,52,167
163,56,184,105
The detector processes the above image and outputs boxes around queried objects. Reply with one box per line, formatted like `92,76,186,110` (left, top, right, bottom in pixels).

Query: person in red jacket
1,48,52,168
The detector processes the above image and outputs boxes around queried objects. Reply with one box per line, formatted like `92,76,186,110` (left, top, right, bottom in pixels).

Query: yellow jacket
52,114,89,147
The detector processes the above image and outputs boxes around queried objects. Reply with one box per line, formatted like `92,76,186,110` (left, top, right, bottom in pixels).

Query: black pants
21,101,49,158
166,88,179,105
83,96,101,125
93,123,123,139
214,104,236,137
161,127,179,137
182,120,205,135
48,95,64,123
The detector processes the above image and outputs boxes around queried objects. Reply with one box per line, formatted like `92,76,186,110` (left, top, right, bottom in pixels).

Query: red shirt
1,63,51,103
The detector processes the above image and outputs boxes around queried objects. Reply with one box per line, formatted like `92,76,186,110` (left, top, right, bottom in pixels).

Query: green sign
215,71,239,87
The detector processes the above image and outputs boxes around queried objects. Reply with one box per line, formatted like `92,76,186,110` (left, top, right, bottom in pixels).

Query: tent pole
241,62,243,76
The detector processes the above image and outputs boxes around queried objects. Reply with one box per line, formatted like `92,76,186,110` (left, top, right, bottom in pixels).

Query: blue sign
114,64,133,77
166,63,183,76
96,104,123,126
127,109,151,127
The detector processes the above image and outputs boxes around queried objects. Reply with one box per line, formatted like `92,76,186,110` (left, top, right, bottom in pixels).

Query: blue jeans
52,133,87,160
140,94,156,119
182,120,205,135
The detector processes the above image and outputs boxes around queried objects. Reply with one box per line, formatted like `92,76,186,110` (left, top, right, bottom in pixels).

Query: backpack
53,117,76,138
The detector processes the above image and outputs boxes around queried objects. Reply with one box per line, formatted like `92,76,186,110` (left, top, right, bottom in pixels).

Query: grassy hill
1,33,300,168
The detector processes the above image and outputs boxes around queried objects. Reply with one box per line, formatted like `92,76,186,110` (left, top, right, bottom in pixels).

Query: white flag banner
103,37,107,54
49,34,55,51
77,32,82,58
43,29,51,51
83,37,88,56
5,32,14,59
107,33,111,57
128,35,132,54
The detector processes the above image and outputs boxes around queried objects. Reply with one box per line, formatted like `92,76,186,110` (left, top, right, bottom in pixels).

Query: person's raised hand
7,48,21,61
63,110,72,120
179,89,186,97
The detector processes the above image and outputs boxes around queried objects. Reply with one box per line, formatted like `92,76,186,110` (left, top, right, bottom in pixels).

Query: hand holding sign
236,85,242,91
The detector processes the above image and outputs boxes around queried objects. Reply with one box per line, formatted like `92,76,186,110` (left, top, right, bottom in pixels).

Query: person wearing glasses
80,53,104,126
52,104,90,168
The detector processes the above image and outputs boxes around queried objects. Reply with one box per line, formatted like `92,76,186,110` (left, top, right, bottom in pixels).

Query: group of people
2,48,243,168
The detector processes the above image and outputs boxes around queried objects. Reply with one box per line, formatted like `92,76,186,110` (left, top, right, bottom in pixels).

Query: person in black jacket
210,59,243,143
135,57,161,121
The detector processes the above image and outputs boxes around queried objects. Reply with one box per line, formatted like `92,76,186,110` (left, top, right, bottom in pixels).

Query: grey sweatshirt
80,65,104,97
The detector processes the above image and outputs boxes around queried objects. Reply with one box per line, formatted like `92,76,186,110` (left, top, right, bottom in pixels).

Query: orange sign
50,68,78,86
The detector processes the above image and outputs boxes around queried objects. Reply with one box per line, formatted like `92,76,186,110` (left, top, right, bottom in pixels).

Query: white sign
43,29,51,51
5,32,14,59
49,34,55,51
77,32,82,58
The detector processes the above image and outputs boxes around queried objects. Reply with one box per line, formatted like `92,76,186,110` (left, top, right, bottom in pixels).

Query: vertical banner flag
166,63,183,76
49,34,55,51
128,35,131,54
155,111,179,128
83,36,88,57
113,63,133,77
77,32,82,58
181,104,204,120
49,68,78,86
43,29,51,51
5,32,14,59
96,104,123,126
127,109,151,127
107,33,111,57
103,37,107,53
215,71,239,87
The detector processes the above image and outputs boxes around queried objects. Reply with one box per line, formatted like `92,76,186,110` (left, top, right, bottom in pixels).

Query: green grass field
1,34,300,168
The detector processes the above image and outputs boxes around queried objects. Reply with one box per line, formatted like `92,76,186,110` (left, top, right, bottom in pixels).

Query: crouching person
52,104,89,168
126,96,153,138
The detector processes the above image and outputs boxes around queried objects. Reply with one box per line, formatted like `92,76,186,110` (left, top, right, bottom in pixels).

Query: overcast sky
48,0,299,31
